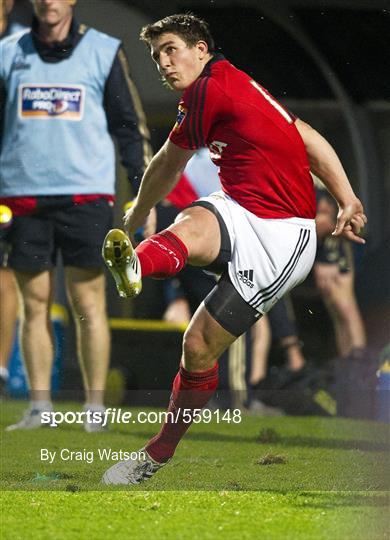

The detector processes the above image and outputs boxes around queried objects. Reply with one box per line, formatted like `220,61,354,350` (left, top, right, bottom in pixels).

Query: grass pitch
1,400,389,539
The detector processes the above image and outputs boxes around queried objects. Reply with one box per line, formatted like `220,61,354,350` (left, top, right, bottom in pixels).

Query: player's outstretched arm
124,140,195,234
295,118,367,244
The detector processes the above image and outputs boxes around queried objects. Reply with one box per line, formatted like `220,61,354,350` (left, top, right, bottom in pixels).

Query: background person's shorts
7,197,114,272
0,241,10,268
315,235,352,274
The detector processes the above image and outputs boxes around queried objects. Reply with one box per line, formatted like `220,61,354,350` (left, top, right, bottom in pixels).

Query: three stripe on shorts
249,228,311,310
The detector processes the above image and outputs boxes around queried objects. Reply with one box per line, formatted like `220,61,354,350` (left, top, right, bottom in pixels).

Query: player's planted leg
101,306,235,485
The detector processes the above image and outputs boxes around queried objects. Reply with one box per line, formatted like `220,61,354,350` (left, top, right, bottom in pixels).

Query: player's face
32,0,76,25
151,33,208,91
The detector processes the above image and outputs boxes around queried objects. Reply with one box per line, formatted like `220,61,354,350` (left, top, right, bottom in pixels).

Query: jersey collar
200,53,226,77
31,17,88,63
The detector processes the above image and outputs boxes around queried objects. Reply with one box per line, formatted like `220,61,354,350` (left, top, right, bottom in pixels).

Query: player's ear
197,40,209,59
68,0,77,6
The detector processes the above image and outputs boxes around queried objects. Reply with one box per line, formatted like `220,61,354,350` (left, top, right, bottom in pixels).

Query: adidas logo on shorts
237,269,254,288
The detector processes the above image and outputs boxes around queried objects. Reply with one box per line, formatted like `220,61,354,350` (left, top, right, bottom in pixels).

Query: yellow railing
109,318,187,333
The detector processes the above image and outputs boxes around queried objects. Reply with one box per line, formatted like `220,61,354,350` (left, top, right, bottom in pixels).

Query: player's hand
332,199,367,244
123,201,156,242
143,207,157,238
123,202,149,237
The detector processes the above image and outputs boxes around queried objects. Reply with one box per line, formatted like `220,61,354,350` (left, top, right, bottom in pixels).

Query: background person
0,0,25,37
0,205,18,396
0,0,151,430
0,0,28,396
102,13,366,485
314,182,367,358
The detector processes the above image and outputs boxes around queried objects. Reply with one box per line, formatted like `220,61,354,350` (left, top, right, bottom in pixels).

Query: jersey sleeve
169,77,225,150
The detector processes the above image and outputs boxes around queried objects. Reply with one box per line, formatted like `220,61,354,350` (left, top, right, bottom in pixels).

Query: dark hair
140,13,215,52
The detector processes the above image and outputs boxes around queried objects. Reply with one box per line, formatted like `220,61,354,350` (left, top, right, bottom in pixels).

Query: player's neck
195,53,213,78
203,53,213,66
37,15,73,43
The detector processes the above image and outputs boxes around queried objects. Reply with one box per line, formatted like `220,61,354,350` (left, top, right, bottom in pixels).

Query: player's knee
182,331,213,371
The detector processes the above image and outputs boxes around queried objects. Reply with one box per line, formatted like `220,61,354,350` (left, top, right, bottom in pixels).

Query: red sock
135,230,188,279
146,363,219,463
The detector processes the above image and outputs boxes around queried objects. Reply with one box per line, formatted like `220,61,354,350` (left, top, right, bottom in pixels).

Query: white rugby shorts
199,191,316,316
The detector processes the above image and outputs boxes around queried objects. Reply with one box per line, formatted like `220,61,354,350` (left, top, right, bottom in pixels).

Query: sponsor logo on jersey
173,103,188,131
209,140,227,160
237,269,254,288
11,53,30,71
18,84,85,120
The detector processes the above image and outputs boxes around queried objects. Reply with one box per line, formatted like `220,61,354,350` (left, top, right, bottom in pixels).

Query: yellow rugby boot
102,229,142,298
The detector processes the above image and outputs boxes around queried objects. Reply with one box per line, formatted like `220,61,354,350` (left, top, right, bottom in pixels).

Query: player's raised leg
103,204,221,297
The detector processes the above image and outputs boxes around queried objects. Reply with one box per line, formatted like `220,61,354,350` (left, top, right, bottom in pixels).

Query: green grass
1,400,389,539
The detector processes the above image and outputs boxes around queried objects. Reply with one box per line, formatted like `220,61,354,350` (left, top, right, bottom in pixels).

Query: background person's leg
14,269,54,403
314,262,366,357
0,268,18,390
249,315,271,385
65,267,110,407
268,295,306,372
333,271,367,355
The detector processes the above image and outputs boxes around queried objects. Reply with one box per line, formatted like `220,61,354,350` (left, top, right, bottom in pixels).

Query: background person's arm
104,46,153,195
295,118,367,244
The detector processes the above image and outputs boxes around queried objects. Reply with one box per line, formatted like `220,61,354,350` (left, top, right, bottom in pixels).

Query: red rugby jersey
169,55,316,219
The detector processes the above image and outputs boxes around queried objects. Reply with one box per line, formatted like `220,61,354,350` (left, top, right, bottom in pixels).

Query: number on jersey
250,80,294,124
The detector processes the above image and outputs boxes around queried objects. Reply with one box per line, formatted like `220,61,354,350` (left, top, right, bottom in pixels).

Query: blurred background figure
0,205,18,396
0,0,24,37
313,179,371,418
0,0,151,429
314,179,367,359
0,0,28,396
250,295,307,388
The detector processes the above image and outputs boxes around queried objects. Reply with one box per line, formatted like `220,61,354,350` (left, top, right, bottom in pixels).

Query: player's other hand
332,199,367,244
